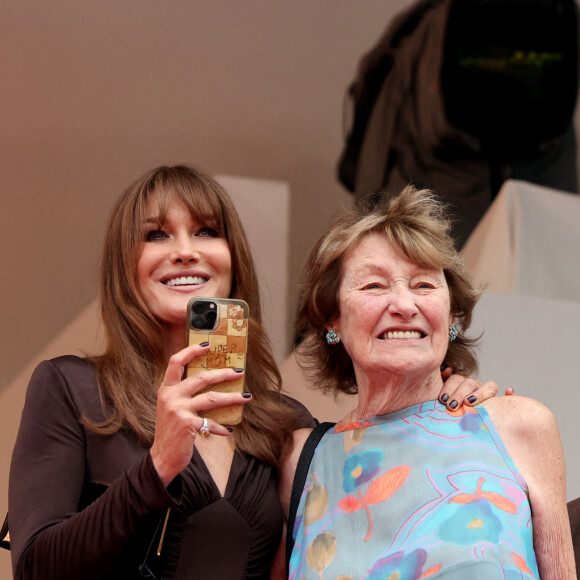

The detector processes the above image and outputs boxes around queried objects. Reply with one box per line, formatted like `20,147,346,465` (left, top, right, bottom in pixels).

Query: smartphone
185,297,249,425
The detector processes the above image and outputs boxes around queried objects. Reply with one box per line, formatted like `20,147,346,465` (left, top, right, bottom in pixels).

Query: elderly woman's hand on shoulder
438,367,514,410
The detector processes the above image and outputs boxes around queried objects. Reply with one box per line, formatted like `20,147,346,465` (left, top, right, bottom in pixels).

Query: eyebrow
353,263,441,278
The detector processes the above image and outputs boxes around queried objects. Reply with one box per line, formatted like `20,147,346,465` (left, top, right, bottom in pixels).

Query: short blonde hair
296,185,480,396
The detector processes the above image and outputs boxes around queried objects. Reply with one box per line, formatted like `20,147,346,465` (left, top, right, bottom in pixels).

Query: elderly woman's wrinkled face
332,233,452,382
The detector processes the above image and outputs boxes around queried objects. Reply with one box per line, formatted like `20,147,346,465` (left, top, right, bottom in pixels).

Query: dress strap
285,421,335,570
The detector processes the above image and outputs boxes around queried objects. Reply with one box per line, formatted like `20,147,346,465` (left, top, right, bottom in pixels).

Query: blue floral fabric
289,400,539,579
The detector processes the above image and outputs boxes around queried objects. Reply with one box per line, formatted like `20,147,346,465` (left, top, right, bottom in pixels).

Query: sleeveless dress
289,400,539,579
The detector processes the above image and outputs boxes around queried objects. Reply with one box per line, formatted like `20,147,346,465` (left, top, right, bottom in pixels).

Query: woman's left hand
438,368,510,409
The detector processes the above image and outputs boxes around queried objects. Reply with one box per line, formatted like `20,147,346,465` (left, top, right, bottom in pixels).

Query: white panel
217,175,290,364
462,179,580,303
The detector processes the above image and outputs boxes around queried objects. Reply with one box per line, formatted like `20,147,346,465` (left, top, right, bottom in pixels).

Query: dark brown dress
9,355,315,579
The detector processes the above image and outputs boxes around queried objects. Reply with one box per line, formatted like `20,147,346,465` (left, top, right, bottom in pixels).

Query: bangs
383,224,453,271
148,182,225,236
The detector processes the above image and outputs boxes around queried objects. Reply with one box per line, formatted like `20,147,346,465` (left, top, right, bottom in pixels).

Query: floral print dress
289,400,539,580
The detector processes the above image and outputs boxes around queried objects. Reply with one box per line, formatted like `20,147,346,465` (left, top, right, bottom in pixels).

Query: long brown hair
296,185,480,397
89,165,299,465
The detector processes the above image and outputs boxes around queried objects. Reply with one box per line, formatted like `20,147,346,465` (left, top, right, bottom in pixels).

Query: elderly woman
280,186,575,579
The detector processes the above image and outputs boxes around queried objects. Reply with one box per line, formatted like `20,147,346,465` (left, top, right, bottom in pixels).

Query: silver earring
326,329,340,344
448,325,458,341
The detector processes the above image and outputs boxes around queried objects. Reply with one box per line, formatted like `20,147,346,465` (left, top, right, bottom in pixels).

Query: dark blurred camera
190,299,218,330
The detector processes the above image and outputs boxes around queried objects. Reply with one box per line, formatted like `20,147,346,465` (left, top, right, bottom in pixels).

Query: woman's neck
345,370,443,423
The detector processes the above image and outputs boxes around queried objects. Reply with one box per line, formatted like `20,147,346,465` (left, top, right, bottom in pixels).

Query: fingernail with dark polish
234,368,244,373
467,395,477,404
449,400,458,409
441,393,449,403
242,392,252,399
199,341,210,347
227,427,234,432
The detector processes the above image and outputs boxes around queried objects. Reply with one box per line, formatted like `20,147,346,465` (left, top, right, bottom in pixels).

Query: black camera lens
189,299,218,330
205,310,217,328
192,301,207,315
191,315,206,329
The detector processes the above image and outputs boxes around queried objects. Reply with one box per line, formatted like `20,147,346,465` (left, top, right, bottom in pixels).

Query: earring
448,325,458,342
326,329,340,345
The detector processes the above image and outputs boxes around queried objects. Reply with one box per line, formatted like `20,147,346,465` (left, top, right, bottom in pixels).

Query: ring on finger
199,417,210,438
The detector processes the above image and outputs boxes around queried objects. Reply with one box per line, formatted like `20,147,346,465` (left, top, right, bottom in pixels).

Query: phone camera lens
190,299,218,330
191,315,205,329
205,310,217,328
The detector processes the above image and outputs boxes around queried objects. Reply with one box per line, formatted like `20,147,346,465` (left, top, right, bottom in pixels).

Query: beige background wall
2,0,403,390
0,2,405,575
2,1,579,577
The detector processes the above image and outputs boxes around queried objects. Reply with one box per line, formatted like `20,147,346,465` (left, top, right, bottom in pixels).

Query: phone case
185,298,249,425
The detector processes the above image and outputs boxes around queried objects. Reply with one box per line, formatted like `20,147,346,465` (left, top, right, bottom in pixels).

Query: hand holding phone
185,298,249,425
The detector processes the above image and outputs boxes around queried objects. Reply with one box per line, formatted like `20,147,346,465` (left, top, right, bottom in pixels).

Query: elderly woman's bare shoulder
280,427,312,478
480,395,560,441
278,427,313,514
292,427,314,453
480,394,554,417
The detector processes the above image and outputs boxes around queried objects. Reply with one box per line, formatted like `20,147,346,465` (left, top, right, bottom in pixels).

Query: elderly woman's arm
483,396,576,579
271,428,312,580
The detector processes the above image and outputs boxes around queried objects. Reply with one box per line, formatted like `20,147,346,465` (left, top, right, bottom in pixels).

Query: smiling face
332,232,453,386
136,197,233,333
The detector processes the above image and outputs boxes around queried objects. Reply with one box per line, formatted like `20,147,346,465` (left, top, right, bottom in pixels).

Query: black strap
285,421,335,570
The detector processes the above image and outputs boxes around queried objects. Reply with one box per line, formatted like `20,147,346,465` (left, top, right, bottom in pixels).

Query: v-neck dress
289,400,540,579
9,355,316,580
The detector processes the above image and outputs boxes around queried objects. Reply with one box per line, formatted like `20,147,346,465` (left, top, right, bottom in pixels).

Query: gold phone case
185,298,249,425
